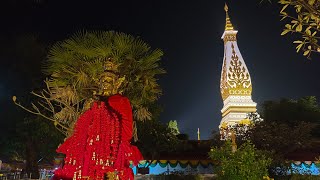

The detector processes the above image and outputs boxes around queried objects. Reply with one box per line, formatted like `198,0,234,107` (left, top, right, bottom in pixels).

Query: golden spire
224,3,234,31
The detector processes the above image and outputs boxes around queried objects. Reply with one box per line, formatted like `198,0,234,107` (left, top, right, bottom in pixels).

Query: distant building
219,4,257,139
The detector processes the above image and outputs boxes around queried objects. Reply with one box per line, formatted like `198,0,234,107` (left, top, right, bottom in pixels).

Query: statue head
94,58,126,97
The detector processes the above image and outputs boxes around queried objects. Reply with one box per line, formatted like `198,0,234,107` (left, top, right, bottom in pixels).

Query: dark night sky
1,0,320,139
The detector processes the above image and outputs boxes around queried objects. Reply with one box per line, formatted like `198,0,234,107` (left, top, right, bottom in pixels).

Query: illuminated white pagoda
219,4,257,139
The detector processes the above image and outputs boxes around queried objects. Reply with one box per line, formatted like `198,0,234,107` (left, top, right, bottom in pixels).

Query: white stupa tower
219,4,257,138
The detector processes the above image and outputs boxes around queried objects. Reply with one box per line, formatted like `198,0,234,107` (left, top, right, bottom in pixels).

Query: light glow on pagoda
219,4,257,139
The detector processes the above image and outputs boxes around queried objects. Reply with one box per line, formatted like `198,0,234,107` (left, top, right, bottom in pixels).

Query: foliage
0,34,63,178
278,0,320,58
14,31,166,136
135,120,180,162
209,141,272,180
245,96,319,177
211,96,320,178
219,112,263,141
0,116,63,178
250,121,314,154
209,131,224,147
247,112,264,122
248,120,314,177
262,96,320,136
176,133,190,140
168,120,180,135
20,116,64,160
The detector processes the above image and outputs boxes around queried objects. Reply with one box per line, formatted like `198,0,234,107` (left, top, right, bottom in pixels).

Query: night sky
1,0,320,139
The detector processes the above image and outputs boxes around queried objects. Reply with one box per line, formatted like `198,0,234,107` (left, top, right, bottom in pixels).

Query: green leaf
279,0,290,5
295,5,302,13
293,41,303,44
306,29,311,36
306,26,312,31
296,24,303,32
312,31,317,36
310,23,317,26
308,0,315,6
285,24,292,29
303,16,310,23
303,50,310,56
280,16,287,21
280,4,289,13
281,30,290,35
296,43,303,52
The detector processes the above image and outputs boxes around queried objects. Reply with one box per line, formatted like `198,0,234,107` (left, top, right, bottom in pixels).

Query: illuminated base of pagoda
219,95,256,139
220,112,252,126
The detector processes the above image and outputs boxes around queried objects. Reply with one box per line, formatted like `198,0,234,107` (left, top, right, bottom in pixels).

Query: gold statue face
94,59,126,97
99,72,116,96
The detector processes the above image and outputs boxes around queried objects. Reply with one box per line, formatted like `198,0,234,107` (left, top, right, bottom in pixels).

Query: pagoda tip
224,3,234,31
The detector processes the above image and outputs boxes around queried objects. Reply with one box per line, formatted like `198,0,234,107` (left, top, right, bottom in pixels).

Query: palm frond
41,30,165,128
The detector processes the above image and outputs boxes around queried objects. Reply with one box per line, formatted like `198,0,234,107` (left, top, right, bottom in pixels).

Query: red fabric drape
108,94,133,141
53,95,143,180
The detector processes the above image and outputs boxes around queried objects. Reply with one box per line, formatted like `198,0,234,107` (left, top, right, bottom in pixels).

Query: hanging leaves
279,0,320,59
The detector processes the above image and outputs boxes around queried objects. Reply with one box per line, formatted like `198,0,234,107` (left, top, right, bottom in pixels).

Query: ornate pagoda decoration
219,4,257,139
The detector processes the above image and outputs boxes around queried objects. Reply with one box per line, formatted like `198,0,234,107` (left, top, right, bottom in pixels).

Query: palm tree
14,31,165,137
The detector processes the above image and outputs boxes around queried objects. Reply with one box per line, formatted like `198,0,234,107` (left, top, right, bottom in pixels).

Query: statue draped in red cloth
53,94,143,180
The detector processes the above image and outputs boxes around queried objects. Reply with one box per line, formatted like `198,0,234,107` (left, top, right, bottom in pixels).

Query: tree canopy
242,96,320,176
14,31,166,136
135,120,180,162
247,96,320,153
168,120,180,135
263,96,320,125
0,116,63,178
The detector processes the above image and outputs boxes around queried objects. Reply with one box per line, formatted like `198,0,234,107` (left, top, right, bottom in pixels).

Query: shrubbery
209,141,272,180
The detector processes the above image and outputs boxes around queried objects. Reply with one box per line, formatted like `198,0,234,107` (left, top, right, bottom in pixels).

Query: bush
209,141,272,180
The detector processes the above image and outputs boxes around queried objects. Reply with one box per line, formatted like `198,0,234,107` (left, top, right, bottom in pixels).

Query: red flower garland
53,95,143,180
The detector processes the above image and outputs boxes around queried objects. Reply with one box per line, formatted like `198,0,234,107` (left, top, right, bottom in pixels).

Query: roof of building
147,140,320,162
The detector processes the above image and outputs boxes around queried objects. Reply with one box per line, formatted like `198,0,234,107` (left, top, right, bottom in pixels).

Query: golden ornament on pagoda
219,3,257,139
